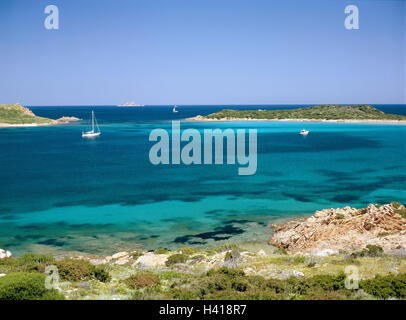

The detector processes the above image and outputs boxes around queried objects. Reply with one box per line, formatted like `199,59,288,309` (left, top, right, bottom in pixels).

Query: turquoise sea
1,105,406,256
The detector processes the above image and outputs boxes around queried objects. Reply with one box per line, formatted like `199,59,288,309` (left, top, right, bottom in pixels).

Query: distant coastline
187,105,406,124
186,115,406,124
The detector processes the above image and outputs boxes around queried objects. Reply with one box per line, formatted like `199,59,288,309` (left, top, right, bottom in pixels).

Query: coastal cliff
269,202,406,255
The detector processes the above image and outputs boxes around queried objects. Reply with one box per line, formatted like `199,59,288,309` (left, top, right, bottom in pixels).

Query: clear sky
0,0,405,105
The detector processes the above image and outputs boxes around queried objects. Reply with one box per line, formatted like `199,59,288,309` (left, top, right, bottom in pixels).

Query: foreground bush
56,258,110,282
0,272,64,300
360,273,406,299
165,254,187,266
0,253,55,274
125,273,161,289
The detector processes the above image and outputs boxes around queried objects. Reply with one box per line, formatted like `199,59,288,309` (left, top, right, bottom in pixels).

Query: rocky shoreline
2,201,406,300
269,202,406,255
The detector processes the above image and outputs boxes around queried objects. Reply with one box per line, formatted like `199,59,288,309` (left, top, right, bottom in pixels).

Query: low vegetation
165,254,187,266
392,201,406,218
204,105,406,121
124,273,161,289
0,272,65,300
0,104,52,124
55,258,111,282
1,245,405,300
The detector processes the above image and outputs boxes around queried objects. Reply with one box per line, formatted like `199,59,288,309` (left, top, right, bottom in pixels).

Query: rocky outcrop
269,203,406,255
0,248,12,259
54,116,81,123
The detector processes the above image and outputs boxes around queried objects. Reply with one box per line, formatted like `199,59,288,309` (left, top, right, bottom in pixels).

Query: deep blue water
1,105,406,255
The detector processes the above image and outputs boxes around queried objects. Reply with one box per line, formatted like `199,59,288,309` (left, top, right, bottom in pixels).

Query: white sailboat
82,110,101,138
172,105,178,113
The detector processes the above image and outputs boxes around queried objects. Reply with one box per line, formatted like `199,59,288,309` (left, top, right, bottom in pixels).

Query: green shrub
391,201,402,209
290,273,346,295
125,273,161,289
0,272,64,300
274,247,288,255
0,258,19,274
207,267,245,277
169,288,199,300
179,247,198,256
0,254,55,274
154,248,169,254
91,265,111,283
214,244,240,253
231,279,248,292
335,213,345,220
392,201,406,218
55,258,110,282
360,273,406,299
189,255,205,264
56,258,93,281
365,245,384,257
18,253,55,265
165,254,187,266
351,245,384,258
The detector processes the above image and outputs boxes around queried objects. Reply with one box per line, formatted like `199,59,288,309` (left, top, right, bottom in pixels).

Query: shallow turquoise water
1,105,405,255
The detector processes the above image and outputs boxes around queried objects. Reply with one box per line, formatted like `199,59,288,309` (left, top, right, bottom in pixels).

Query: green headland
0,104,53,124
191,105,406,122
0,104,80,127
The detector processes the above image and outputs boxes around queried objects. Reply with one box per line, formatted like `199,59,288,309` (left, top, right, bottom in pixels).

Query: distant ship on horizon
117,101,144,107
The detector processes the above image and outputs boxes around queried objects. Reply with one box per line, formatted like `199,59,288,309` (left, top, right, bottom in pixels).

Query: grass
204,105,406,121
0,104,53,124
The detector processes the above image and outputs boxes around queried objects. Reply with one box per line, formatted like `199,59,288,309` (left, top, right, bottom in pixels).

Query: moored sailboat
82,110,101,138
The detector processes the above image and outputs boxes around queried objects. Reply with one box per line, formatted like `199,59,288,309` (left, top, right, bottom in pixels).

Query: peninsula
0,104,81,128
187,105,406,123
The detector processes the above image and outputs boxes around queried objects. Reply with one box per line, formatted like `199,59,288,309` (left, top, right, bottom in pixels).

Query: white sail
82,110,101,138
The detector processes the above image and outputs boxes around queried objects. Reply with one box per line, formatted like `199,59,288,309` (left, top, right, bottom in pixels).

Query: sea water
0,105,405,255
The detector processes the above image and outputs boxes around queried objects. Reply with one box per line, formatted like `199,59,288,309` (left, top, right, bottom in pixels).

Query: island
0,104,81,128
117,101,144,107
187,104,406,123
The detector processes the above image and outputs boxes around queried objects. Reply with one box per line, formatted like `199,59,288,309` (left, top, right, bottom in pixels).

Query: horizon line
19,103,406,107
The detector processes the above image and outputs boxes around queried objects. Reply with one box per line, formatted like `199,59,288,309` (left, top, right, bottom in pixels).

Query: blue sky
0,0,405,105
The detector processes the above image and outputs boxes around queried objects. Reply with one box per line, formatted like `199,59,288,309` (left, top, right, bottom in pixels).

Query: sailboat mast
92,110,94,131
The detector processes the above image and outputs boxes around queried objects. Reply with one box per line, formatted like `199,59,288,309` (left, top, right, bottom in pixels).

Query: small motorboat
299,129,309,136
